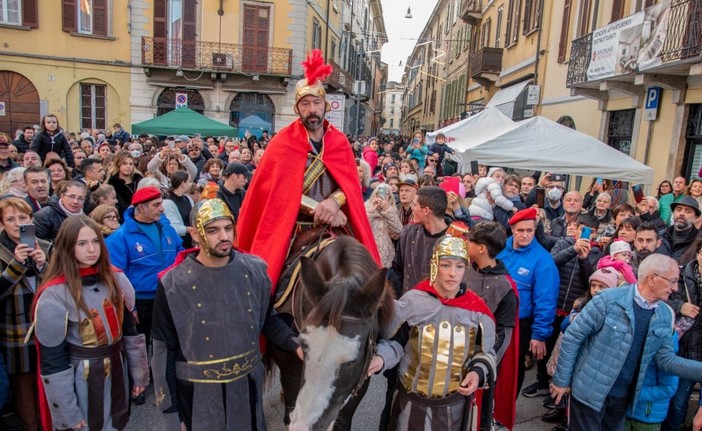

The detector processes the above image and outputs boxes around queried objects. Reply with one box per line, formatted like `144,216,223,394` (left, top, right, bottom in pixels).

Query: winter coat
553,284,701,412
626,335,679,424
105,207,183,300
469,177,513,221
112,128,131,144
365,198,403,268
217,185,246,221
497,236,560,341
667,261,702,361
550,237,601,313
33,198,72,241
12,135,31,154
405,144,429,169
30,129,74,168
146,154,198,192
108,173,144,221
660,224,699,263
362,147,379,174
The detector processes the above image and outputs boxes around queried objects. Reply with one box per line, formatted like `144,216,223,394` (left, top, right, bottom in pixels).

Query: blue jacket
497,237,559,341
626,334,679,424
105,207,183,300
553,284,702,412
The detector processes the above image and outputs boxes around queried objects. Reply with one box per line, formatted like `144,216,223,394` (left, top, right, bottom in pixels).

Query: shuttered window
558,0,572,62
610,0,625,22
63,0,107,35
22,0,38,27
80,83,106,130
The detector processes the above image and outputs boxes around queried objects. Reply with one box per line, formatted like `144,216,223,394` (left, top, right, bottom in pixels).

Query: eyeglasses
102,215,118,222
428,158,437,163
652,273,677,286
62,193,86,203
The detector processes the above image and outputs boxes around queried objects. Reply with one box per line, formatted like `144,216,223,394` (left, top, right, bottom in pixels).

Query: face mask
547,188,563,201
130,150,141,158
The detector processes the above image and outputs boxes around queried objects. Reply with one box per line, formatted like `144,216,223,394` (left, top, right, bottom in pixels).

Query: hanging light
398,60,403,67
405,6,413,19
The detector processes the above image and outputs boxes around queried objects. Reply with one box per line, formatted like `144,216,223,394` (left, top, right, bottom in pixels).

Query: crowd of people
1,49,702,431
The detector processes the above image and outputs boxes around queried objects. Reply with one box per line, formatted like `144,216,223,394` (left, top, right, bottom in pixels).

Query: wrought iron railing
566,0,702,87
660,0,702,62
469,47,503,78
565,33,592,87
328,59,354,94
141,37,293,76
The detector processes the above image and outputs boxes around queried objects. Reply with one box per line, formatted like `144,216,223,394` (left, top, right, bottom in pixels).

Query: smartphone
535,188,546,208
168,140,175,149
19,224,36,248
377,186,387,199
596,177,603,185
470,161,480,176
579,226,592,240
632,184,644,203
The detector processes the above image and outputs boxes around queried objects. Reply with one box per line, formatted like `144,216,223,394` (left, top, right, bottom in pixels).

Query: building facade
1,0,132,135
381,81,404,134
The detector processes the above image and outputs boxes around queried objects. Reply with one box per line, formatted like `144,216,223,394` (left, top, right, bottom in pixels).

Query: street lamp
405,6,412,19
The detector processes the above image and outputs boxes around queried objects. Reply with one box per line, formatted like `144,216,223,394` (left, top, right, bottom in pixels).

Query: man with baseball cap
106,186,183,403
396,177,419,225
497,208,560,396
660,195,700,262
217,162,251,220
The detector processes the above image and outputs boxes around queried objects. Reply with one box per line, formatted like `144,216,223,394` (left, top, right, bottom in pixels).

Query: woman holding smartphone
364,183,402,267
0,198,49,431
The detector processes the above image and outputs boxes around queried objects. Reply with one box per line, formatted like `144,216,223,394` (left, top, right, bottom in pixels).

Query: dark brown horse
279,236,394,431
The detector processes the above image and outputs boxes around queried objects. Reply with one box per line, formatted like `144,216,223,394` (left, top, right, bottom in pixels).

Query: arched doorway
229,93,275,139
156,87,205,116
0,71,40,135
557,115,576,130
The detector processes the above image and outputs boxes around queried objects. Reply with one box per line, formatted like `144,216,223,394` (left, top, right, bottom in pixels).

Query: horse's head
289,237,393,431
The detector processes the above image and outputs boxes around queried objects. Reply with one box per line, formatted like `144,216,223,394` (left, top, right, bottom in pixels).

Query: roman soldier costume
33,268,147,431
377,236,498,431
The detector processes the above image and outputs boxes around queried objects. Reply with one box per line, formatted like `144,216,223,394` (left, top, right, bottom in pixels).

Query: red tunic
236,119,379,290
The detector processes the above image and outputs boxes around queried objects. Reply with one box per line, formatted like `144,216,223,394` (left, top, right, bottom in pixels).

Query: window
330,38,337,61
80,83,106,130
390,118,394,128
523,0,541,34
391,94,396,104
557,0,572,62
312,18,322,49
505,0,521,46
496,7,503,48
577,0,592,37
481,18,491,48
463,24,471,51
2,0,37,27
63,0,107,36
684,104,702,179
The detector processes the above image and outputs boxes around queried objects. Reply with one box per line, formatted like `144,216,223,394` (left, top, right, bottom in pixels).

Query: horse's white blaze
289,325,361,431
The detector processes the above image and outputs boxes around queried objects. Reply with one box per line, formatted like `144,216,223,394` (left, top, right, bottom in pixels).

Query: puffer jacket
362,146,379,174
30,129,74,167
626,334,679,424
667,260,702,361
33,198,71,241
553,284,702,412
364,198,403,268
550,237,601,313
105,207,183,300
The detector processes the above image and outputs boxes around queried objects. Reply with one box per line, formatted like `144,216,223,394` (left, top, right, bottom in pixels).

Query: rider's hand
312,198,346,227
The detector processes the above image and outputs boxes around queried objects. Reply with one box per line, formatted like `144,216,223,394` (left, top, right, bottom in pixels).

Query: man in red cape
236,49,379,290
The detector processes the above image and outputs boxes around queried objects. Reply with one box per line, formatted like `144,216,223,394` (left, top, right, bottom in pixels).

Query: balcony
460,0,482,25
469,47,503,83
327,59,354,94
141,37,293,76
566,0,702,89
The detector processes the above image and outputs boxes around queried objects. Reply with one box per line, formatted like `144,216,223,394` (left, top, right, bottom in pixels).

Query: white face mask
547,188,563,201
130,150,141,159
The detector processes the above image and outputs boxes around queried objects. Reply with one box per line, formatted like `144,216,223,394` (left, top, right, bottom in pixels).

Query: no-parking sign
0,102,5,116
175,93,188,109
325,94,345,131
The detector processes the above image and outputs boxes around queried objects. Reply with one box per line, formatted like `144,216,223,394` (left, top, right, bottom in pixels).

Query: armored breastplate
400,321,477,398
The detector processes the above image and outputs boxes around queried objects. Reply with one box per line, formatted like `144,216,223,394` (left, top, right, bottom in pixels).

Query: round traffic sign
330,100,340,110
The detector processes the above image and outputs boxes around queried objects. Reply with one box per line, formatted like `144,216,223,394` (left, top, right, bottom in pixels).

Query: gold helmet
294,49,333,114
429,235,469,285
193,198,234,252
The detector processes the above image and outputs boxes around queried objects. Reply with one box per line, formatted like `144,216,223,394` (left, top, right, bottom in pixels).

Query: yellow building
0,0,132,135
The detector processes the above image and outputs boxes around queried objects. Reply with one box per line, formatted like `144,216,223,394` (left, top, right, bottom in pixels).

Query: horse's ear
299,256,328,304
353,267,388,313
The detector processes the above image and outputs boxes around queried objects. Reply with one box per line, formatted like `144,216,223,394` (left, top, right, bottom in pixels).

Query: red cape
414,280,495,321
493,275,520,430
32,266,122,431
236,119,379,290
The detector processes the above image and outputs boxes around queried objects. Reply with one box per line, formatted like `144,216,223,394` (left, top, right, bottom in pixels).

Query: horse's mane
305,237,394,330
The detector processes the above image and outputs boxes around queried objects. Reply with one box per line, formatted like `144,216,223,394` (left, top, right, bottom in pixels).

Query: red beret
509,207,537,225
132,186,162,206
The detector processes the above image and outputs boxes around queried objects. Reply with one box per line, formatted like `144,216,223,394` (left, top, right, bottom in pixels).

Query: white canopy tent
462,115,655,185
425,107,518,147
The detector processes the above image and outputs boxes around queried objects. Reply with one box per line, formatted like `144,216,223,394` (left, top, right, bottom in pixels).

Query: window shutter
93,0,108,36
523,0,532,34
153,0,167,39
558,0,571,63
505,1,513,44
645,0,656,7
22,0,38,28
183,0,197,41
610,0,625,22
62,0,76,32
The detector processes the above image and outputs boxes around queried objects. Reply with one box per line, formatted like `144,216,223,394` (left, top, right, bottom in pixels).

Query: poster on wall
586,0,671,81
325,93,346,132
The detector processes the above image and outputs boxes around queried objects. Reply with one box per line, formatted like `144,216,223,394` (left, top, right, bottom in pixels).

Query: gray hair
637,253,677,280
6,167,26,184
645,196,659,211
358,158,371,188
137,177,161,190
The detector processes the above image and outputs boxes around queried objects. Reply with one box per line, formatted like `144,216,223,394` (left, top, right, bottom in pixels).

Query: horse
275,235,394,431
